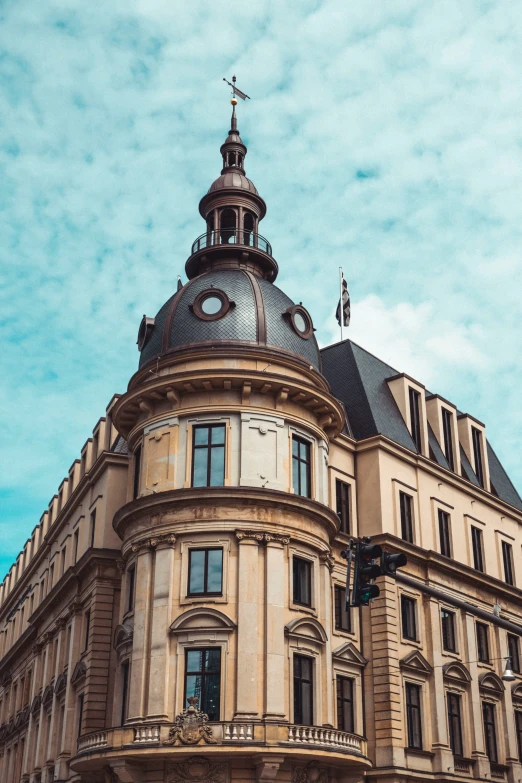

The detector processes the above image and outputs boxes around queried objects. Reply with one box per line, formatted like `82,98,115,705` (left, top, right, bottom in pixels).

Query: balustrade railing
77,730,108,752
454,758,473,774
223,723,254,741
133,725,161,743
191,230,272,256
287,725,362,752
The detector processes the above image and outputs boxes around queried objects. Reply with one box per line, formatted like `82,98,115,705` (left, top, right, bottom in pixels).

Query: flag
336,275,350,327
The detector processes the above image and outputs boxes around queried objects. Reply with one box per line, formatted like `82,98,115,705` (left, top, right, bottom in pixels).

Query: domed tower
72,105,370,783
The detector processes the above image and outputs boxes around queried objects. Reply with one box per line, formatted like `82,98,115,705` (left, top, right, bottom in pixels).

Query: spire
220,99,247,175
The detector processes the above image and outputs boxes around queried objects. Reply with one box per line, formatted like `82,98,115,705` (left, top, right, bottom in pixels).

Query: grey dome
138,269,321,370
208,172,259,195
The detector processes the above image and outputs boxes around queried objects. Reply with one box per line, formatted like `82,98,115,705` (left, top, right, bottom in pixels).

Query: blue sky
1,0,522,579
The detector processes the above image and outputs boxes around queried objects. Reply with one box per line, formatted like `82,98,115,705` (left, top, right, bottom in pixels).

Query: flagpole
339,267,344,342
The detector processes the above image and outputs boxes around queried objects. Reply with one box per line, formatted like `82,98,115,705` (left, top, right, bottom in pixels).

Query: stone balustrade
287,725,362,752
223,723,254,741
133,725,161,743
77,730,108,753
454,758,473,775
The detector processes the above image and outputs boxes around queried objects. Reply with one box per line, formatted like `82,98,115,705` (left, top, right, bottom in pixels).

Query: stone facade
1,107,522,783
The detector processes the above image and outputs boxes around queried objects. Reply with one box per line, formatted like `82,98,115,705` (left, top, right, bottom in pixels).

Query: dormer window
472,426,484,487
441,408,455,471
408,387,422,451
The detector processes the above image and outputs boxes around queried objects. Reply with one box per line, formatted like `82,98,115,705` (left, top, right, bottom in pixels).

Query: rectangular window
49,564,55,590
438,509,451,557
133,444,142,499
61,547,66,576
192,425,226,487
73,529,79,564
515,711,522,762
334,585,351,632
83,610,91,653
405,682,423,749
471,526,484,572
502,541,514,586
336,676,354,733
335,479,350,535
120,660,130,726
293,557,312,607
447,692,463,757
188,549,223,596
89,509,96,549
127,566,136,612
294,654,313,725
472,426,484,487
401,595,417,641
441,408,455,471
77,694,84,738
184,648,221,721
482,701,498,762
476,623,490,663
508,634,520,674
400,492,414,543
292,436,311,498
442,609,457,652
409,387,422,451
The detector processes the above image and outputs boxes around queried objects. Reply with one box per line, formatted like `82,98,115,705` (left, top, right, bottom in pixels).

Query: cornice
113,486,340,544
355,434,522,521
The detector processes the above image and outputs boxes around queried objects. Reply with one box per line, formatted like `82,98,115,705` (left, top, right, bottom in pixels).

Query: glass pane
189,551,205,594
301,656,312,680
292,457,300,492
300,461,309,497
185,674,202,704
207,550,223,593
194,427,209,446
292,438,299,457
186,650,203,674
301,682,312,724
294,312,307,333
201,295,222,315
211,425,225,445
205,648,221,673
204,673,220,720
209,446,225,486
343,702,353,732
193,449,208,487
299,564,310,605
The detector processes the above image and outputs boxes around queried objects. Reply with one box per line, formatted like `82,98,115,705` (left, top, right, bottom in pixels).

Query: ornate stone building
1,104,522,783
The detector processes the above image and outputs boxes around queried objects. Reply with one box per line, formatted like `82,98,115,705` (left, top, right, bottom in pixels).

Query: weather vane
223,75,250,105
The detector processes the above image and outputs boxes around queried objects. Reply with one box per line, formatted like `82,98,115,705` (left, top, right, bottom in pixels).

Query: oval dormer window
284,305,314,339
191,289,235,321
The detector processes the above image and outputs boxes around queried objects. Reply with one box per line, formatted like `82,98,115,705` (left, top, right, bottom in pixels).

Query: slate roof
320,339,522,512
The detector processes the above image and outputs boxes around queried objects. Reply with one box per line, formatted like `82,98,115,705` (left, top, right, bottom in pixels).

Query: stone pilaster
464,611,490,779
264,537,287,720
147,535,176,720
128,546,154,721
235,531,262,719
426,596,454,773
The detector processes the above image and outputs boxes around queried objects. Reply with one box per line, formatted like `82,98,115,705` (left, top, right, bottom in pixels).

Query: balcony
186,229,277,281
191,230,272,257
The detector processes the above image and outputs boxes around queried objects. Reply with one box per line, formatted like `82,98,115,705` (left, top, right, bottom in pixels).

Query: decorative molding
170,607,236,635
114,623,134,651
399,650,433,675
332,641,368,668
285,617,328,645
166,757,227,783
164,698,217,746
292,763,328,783
443,661,472,684
479,671,505,695
235,530,290,546
70,660,87,687
319,551,335,571
54,672,68,696
131,532,176,553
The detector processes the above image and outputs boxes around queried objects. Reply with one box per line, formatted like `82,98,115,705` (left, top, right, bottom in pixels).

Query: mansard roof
320,339,522,512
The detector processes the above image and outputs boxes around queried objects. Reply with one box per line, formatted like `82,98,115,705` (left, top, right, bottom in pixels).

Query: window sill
405,747,435,758
333,627,355,638
290,602,317,617
180,594,228,606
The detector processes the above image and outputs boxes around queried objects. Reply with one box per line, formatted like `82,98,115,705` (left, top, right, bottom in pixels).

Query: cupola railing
191,230,272,257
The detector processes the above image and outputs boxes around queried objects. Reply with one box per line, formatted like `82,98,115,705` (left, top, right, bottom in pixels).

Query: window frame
515,710,522,762
441,407,455,471
293,654,314,726
83,610,91,653
476,622,490,663
120,660,130,726
438,509,452,558
405,681,423,749
293,556,312,608
133,444,142,499
126,566,136,613
401,595,417,642
502,540,515,586
472,426,485,487
335,479,350,535
482,700,498,762
292,435,312,499
184,647,221,722
187,548,224,597
191,424,226,488
399,491,414,543
508,634,520,674
471,526,484,572
441,609,457,653
447,691,464,757
336,675,355,733
334,585,351,633
409,387,422,451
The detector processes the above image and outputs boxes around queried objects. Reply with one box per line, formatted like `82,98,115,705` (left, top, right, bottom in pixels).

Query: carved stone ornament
167,756,227,783
235,530,290,545
164,698,217,746
319,551,335,571
131,532,176,553
293,763,328,783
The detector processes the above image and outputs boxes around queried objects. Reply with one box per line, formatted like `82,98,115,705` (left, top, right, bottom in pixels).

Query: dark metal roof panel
487,442,522,511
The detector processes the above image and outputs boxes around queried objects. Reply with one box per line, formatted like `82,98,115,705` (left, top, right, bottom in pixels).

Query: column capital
131,532,176,553
235,530,290,546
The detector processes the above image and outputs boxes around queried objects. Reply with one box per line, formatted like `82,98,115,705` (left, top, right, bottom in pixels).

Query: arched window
227,152,236,167
238,153,243,168
243,212,254,246
220,209,236,244
206,211,215,245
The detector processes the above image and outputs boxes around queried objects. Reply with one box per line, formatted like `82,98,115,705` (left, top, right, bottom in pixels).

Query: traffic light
352,538,382,606
380,550,408,577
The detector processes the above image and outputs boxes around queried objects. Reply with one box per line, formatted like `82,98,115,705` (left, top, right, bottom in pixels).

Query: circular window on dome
191,288,234,321
284,305,314,339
